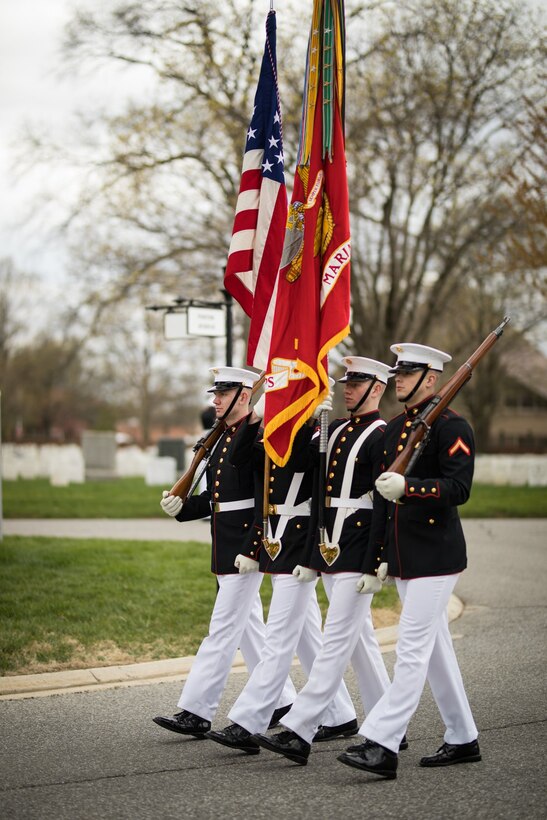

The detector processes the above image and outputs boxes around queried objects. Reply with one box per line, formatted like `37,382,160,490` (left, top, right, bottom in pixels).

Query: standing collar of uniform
225,414,247,433
404,395,435,417
349,409,381,425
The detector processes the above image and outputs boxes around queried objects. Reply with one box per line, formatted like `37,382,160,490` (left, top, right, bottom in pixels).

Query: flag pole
317,408,329,552
262,452,271,545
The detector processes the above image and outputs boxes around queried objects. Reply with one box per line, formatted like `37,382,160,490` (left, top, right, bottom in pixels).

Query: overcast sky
1,0,72,279
0,0,75,129
0,0,147,292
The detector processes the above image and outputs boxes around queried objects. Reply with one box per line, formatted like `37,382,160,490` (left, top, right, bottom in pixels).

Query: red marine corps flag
223,9,287,369
263,0,351,466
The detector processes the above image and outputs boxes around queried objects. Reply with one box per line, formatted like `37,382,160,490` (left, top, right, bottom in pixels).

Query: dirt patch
7,639,180,676
372,606,401,629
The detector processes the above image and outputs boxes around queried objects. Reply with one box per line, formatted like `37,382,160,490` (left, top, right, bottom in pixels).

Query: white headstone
116,446,149,477
145,456,177,486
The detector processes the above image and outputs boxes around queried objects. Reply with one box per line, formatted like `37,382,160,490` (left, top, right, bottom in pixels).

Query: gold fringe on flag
299,0,345,165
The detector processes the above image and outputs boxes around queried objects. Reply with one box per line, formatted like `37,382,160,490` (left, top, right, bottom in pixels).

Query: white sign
187,306,225,337
164,312,188,340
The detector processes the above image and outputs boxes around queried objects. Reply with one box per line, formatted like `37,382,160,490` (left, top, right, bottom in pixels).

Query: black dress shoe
253,730,311,766
313,719,359,742
268,704,293,729
152,710,211,738
419,740,481,767
207,723,260,755
337,739,398,779
346,733,408,752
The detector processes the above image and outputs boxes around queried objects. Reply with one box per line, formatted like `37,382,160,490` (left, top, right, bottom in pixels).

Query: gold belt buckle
268,503,278,515
324,497,332,508
213,502,220,513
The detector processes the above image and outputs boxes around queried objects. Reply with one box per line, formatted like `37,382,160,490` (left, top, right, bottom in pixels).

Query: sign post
147,291,233,364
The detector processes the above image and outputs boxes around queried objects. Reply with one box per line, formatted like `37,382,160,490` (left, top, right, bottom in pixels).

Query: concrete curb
0,595,464,700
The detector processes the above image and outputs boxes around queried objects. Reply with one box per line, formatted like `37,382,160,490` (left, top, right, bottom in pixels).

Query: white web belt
325,496,373,509
212,498,254,513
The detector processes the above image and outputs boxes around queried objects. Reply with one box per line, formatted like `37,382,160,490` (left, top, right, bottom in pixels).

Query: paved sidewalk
3,517,211,542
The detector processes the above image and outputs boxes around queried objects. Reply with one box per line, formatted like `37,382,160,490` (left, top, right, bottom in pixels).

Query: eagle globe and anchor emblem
281,165,334,283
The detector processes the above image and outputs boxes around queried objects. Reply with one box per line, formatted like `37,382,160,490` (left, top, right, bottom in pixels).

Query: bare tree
503,96,547,277
83,304,207,446
22,0,307,340
41,0,543,347
345,0,545,360
15,0,545,449
0,258,28,380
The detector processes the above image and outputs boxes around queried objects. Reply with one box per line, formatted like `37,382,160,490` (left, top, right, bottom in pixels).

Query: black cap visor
338,371,376,383
388,361,430,375
206,381,245,393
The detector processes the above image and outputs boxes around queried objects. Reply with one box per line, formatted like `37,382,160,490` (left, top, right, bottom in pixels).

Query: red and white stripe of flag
225,150,287,369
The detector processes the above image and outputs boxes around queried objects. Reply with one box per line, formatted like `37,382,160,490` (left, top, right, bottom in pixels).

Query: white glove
253,393,265,420
315,378,335,416
160,490,182,517
356,574,382,594
375,472,406,501
234,554,260,574
292,565,317,583
315,394,333,415
377,561,395,585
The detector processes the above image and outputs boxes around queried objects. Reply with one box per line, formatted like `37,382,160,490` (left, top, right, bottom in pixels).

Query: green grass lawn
0,535,400,676
461,484,547,518
2,476,543,675
3,477,546,518
2,478,162,518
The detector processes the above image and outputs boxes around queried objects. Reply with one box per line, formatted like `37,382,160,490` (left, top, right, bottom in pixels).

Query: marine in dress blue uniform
207,399,355,755
152,367,295,739
338,344,480,780
252,358,394,766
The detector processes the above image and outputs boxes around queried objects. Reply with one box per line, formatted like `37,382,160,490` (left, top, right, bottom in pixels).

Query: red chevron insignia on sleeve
448,437,471,457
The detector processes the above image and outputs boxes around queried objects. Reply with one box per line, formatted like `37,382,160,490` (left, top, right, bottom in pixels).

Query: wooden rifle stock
388,317,510,476
169,420,227,500
168,372,266,500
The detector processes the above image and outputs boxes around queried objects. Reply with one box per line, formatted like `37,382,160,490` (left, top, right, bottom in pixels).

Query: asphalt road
1,519,546,819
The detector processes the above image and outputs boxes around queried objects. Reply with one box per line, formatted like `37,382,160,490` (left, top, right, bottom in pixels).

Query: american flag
223,10,287,369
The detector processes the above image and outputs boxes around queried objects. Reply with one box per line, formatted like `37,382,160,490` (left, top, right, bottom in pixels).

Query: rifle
388,317,510,476
168,372,265,500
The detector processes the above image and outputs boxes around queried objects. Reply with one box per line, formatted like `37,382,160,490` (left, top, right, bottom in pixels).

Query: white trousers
229,574,356,735
178,572,296,721
361,574,478,753
283,572,390,743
